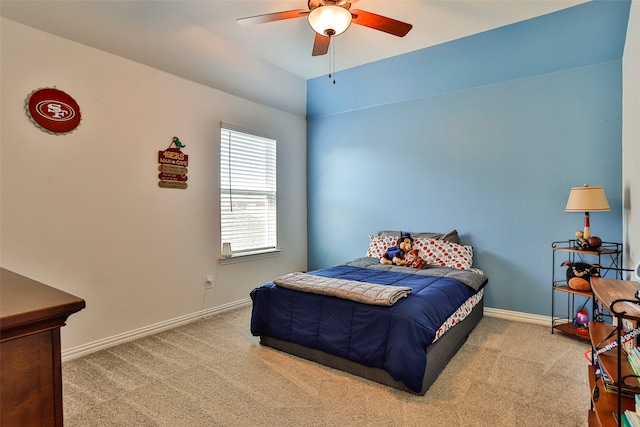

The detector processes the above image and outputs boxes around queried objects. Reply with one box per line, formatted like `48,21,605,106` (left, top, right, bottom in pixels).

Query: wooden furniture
551,240,622,339
0,268,85,427
588,277,640,427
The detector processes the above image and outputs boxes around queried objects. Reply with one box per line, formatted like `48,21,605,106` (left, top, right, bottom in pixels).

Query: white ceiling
2,0,588,81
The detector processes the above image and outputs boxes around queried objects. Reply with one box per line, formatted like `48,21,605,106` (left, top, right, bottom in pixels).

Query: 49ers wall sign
25,87,81,135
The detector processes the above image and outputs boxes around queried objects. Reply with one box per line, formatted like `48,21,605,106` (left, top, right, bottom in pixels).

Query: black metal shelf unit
551,240,623,337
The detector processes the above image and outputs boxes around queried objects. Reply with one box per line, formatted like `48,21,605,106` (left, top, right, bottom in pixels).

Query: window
220,123,277,257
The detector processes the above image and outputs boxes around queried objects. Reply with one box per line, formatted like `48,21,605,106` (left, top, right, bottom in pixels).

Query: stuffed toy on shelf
561,261,601,291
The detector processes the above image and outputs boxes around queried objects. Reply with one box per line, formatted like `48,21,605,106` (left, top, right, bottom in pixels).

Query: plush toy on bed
380,232,414,266
561,261,601,291
404,249,425,269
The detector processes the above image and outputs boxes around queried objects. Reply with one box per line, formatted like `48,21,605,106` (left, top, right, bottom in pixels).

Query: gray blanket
273,272,412,306
341,257,487,291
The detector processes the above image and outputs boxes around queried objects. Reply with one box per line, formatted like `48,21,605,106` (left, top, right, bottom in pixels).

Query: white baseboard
483,306,550,326
61,298,252,361
62,301,550,361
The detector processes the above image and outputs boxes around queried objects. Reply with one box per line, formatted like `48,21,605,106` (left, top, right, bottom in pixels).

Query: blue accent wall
306,0,630,316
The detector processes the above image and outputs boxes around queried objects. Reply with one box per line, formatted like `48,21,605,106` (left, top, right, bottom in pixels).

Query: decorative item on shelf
573,306,589,334
635,261,640,283
565,183,610,250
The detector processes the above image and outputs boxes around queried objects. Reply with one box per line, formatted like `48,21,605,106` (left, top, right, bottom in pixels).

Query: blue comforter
250,258,487,393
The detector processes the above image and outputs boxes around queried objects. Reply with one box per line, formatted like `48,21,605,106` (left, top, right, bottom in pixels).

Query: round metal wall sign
25,87,81,135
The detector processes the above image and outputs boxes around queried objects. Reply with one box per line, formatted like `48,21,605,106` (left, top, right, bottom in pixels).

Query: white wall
0,19,308,352
623,0,640,277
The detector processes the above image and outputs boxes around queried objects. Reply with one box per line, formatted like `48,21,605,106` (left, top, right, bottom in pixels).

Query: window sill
218,248,281,265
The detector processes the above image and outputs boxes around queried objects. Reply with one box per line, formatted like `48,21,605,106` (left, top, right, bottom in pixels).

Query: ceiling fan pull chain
327,37,333,82
331,37,336,84
329,37,336,84
328,40,332,80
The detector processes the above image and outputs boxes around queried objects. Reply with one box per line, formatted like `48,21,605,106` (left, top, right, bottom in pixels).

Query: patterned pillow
416,239,474,270
366,235,396,258
378,230,458,243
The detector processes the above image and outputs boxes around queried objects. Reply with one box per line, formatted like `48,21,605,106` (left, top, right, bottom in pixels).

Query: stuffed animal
561,261,601,291
380,232,414,266
404,249,425,269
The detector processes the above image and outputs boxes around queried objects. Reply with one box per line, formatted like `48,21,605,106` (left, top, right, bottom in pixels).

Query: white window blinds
220,124,277,255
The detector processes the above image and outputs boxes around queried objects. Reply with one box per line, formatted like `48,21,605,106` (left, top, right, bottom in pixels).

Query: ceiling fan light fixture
308,5,352,37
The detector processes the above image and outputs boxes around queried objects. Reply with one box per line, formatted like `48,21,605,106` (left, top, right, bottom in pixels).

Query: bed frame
259,296,483,395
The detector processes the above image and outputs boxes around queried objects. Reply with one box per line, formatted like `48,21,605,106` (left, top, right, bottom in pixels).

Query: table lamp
565,183,610,248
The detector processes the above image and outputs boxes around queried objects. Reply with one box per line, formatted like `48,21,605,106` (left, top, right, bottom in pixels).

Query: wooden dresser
0,268,85,427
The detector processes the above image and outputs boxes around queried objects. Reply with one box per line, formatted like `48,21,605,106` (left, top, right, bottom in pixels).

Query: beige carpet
62,305,590,426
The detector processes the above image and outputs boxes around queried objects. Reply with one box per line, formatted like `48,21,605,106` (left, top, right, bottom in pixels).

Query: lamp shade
565,184,610,212
308,5,352,36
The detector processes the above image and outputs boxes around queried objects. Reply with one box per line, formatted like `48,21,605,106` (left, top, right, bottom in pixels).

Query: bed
249,231,488,395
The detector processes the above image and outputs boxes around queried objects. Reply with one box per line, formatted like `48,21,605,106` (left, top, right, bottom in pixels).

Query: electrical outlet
206,275,214,289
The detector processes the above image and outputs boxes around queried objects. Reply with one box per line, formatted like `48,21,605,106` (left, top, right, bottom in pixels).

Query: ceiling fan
237,0,413,57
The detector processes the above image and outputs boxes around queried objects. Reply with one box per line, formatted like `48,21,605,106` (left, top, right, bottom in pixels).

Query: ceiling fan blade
312,33,331,56
350,9,412,37
237,9,309,27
